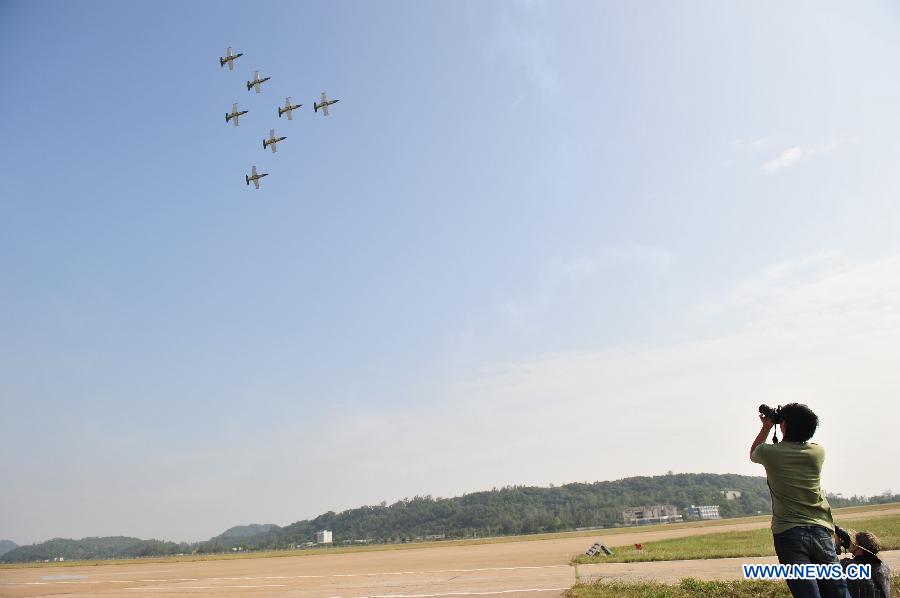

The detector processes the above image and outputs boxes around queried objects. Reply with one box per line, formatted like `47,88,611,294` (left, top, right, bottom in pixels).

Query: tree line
202,473,775,551
1,536,194,563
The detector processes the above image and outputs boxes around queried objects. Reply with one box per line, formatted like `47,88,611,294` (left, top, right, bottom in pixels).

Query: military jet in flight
225,103,248,126
278,97,302,120
219,47,243,70
313,91,339,116
246,71,271,93
262,129,287,153
246,165,268,189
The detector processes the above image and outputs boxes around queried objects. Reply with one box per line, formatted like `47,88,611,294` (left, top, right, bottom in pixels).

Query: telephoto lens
758,404,782,423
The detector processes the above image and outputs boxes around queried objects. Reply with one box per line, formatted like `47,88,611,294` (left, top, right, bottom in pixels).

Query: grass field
566,576,900,598
573,514,900,564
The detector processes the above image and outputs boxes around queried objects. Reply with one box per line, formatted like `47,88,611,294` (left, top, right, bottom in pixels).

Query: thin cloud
492,7,560,105
731,137,771,150
762,142,838,175
494,247,673,327
284,250,900,508
443,250,900,495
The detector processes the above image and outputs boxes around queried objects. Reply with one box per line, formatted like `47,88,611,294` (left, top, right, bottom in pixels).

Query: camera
758,404,783,443
759,404,783,423
834,525,852,552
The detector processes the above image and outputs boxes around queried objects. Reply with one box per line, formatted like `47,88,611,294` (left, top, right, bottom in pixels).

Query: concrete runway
3,508,897,598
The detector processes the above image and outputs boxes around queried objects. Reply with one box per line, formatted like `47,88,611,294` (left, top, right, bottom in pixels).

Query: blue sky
2,0,900,544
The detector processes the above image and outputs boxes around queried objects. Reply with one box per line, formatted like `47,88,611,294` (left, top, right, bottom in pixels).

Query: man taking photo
750,403,850,598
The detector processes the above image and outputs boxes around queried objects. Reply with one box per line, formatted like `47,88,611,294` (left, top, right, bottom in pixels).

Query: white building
722,490,742,500
622,505,682,526
316,530,333,544
686,505,721,520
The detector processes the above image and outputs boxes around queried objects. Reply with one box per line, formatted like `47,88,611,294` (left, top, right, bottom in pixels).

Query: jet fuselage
219,52,243,67
247,77,271,91
226,110,248,123
314,99,339,112
278,104,302,117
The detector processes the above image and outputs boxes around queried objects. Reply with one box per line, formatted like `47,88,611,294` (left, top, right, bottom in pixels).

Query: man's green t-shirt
751,441,834,535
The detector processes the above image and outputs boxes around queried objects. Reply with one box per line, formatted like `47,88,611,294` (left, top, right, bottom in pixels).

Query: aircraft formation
219,46,339,189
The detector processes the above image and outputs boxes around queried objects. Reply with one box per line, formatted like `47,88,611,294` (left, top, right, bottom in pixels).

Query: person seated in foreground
835,527,891,598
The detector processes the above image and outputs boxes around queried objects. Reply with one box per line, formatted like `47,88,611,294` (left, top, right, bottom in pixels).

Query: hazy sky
2,0,900,545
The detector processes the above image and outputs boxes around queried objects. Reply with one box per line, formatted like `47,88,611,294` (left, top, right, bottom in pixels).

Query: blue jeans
773,525,851,598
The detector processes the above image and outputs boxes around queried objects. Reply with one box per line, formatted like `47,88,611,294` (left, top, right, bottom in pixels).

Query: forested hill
210,524,280,542
0,540,17,557
1,537,193,563
198,473,773,551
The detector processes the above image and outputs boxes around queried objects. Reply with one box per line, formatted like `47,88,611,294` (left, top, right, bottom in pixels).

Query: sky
1,0,900,545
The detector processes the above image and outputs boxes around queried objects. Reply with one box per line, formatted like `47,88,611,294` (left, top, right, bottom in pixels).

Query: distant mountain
213,524,281,541
0,540,17,557
0,536,194,563
198,473,776,552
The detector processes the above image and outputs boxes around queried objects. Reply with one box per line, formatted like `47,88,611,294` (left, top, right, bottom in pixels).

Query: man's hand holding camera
750,404,783,460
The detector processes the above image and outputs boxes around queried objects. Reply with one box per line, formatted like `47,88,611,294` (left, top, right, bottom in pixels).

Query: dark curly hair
780,403,819,442
855,531,882,555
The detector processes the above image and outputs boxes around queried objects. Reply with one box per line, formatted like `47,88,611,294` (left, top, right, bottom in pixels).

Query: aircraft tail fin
245,175,249,185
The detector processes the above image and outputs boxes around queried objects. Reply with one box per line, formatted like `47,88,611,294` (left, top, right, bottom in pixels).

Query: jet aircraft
246,165,268,189
313,91,340,116
246,71,271,93
278,97,303,120
219,47,243,70
225,103,248,126
262,129,287,153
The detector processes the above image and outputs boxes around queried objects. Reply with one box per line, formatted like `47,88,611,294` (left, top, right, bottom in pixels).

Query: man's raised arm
750,414,774,462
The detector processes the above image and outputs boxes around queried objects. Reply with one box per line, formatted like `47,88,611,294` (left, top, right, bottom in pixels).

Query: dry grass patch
573,514,900,564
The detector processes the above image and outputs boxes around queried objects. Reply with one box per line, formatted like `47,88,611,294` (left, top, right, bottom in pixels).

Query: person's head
778,403,818,442
852,531,882,557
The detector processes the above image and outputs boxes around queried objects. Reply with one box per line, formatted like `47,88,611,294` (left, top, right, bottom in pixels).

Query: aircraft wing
252,165,258,177
253,178,260,189
322,103,329,116
269,129,275,140
286,108,292,120
254,81,261,93
233,113,239,126
228,60,234,71
270,142,277,154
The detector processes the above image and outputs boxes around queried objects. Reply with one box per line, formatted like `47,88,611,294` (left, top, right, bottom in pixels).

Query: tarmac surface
2,508,898,598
